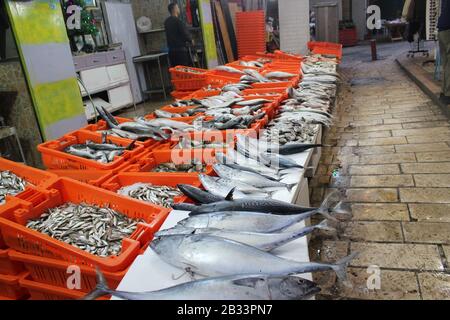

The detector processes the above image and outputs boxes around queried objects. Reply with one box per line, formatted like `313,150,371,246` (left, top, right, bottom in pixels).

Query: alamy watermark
367,5,382,30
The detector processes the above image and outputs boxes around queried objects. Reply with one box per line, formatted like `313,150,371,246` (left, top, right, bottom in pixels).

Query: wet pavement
310,42,450,300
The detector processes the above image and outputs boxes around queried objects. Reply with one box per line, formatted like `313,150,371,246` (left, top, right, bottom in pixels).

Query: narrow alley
310,43,450,300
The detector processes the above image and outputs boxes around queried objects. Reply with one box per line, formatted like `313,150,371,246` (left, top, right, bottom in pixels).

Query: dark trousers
168,48,192,67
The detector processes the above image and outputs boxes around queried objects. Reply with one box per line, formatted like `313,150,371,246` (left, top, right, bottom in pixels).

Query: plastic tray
0,272,29,299
10,250,125,295
171,90,195,100
172,78,208,91
38,130,145,171
169,66,208,80
0,248,25,275
0,178,170,272
0,157,58,204
47,169,114,187
101,173,202,206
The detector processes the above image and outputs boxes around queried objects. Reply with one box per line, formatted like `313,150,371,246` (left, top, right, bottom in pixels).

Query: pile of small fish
64,136,132,164
118,183,182,208
152,162,206,173
26,203,143,257
173,66,206,74
214,66,296,84
262,119,320,145
0,171,27,205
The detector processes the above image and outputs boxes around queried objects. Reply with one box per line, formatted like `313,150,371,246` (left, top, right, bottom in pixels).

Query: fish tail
101,106,119,126
331,252,359,285
82,267,112,300
286,183,297,191
314,220,336,233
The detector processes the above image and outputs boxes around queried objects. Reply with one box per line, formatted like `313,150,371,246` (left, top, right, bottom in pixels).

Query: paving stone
351,203,410,221
349,164,400,175
414,174,450,187
418,273,450,300
353,146,396,155
340,131,392,140
358,137,408,147
392,111,436,118
403,222,450,244
402,121,449,129
401,162,450,174
346,188,398,202
395,143,450,153
392,127,450,137
359,153,416,164
357,124,403,132
409,204,450,222
350,242,444,270
400,188,450,203
329,268,421,300
416,151,450,162
444,246,450,260
406,134,450,143
343,221,403,242
350,175,414,188
384,116,447,124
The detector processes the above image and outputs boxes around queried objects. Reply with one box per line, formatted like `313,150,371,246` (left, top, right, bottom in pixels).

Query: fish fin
232,277,265,288
314,220,336,233
126,140,137,151
225,188,235,201
331,252,359,284
82,267,112,300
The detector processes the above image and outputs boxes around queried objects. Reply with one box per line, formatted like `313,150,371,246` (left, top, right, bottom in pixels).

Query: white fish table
113,141,321,300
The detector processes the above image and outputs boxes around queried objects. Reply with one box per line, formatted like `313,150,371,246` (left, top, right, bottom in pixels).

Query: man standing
438,0,450,104
164,3,193,67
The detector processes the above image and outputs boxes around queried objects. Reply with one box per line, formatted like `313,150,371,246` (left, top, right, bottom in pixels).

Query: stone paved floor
310,43,450,300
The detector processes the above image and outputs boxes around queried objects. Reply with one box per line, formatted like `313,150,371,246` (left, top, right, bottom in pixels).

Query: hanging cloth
402,0,415,21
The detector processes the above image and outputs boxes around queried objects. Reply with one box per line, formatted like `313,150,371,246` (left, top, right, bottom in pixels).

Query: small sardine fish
26,203,144,257
150,234,358,282
0,171,27,205
117,183,182,208
84,269,320,300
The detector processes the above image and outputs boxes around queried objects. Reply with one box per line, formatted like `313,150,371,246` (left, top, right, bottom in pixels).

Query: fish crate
189,89,222,99
172,78,208,91
0,272,29,299
206,74,240,87
170,90,195,100
0,178,170,272
37,130,145,171
136,149,215,175
274,50,303,62
11,250,124,295
0,248,25,275
20,274,105,300
82,117,162,149
150,131,236,165
0,157,58,200
242,87,288,96
46,169,114,188
101,173,202,207
169,66,208,81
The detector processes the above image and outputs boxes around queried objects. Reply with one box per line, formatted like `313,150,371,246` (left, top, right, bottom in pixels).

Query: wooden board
198,0,219,68
214,1,234,63
228,2,241,32
220,0,238,61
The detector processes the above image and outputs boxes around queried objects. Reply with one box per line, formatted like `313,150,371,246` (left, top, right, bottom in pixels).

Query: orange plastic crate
38,130,145,171
169,66,208,80
206,74,240,87
171,90,195,100
101,173,202,206
47,169,114,187
0,248,24,275
172,78,208,91
189,89,222,99
0,178,170,272
0,272,29,299
10,250,125,295
0,157,58,193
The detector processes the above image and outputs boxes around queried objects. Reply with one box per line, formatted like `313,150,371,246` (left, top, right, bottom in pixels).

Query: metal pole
371,39,377,61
